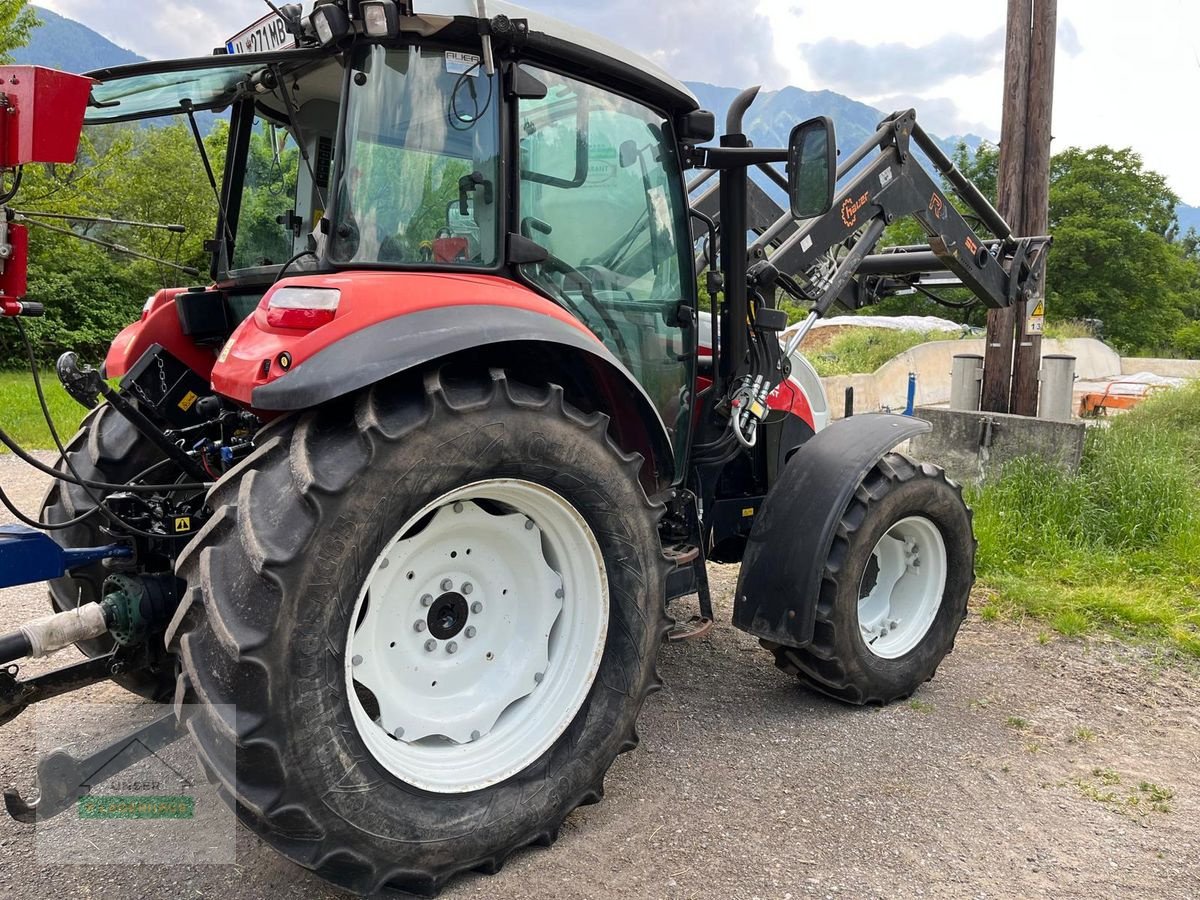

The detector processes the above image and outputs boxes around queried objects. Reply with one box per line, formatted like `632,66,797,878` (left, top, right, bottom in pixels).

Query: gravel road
1,451,1197,899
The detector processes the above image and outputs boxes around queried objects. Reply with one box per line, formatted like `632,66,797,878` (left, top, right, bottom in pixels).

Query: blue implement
0,524,132,589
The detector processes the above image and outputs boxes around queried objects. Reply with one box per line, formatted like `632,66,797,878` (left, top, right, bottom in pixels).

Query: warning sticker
178,390,199,413
1027,299,1045,335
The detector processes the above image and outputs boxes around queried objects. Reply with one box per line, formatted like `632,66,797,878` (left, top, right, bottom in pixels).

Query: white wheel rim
345,479,608,794
856,515,947,659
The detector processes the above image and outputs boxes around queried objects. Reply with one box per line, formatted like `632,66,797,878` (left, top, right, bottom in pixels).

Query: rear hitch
0,646,148,728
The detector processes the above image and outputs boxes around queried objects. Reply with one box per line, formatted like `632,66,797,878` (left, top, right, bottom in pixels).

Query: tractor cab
86,4,707,474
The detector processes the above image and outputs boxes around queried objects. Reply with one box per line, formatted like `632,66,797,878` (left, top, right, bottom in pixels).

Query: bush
806,329,958,376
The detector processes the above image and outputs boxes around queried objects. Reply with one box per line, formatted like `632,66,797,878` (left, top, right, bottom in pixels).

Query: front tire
768,453,973,704
168,369,669,896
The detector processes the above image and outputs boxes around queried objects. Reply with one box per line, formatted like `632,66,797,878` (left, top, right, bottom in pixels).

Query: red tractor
0,2,1048,894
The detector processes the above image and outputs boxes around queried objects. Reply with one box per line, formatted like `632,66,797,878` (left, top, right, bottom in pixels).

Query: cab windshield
330,45,501,267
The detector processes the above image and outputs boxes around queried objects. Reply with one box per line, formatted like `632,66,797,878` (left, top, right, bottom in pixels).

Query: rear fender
104,289,217,379
732,414,932,647
228,294,676,488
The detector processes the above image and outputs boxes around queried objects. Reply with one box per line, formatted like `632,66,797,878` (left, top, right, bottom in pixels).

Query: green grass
1042,319,1098,340
0,371,87,452
970,381,1200,656
807,328,960,377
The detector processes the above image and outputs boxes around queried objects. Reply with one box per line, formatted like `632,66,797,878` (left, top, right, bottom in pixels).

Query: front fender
732,414,932,647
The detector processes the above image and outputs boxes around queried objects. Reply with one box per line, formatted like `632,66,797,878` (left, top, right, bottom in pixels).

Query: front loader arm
696,109,1051,323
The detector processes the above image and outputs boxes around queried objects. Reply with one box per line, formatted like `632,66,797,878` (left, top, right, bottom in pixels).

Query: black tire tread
169,368,671,896
768,452,974,705
38,402,173,700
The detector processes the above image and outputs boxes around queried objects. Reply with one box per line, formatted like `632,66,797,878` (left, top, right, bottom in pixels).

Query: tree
0,0,37,63
1045,146,1193,352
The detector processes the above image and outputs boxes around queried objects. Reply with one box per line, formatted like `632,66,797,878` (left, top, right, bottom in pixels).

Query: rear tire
768,453,973,704
39,403,174,700
168,368,670,896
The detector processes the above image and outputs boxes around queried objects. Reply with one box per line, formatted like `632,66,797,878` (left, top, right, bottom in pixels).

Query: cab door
516,67,696,473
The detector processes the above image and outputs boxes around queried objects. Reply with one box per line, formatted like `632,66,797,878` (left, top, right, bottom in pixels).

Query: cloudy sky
38,0,1200,204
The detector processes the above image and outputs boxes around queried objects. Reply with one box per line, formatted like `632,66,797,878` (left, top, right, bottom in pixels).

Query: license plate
225,12,297,55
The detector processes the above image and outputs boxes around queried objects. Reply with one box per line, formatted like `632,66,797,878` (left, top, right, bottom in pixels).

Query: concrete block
908,406,1086,485
1120,357,1200,379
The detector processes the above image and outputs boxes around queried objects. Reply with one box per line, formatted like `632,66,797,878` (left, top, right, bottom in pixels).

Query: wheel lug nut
420,594,433,607
465,626,477,639
446,641,458,654
470,730,481,741
524,519,535,530
351,655,363,666
462,582,473,595
441,578,453,592
555,588,564,599
471,601,483,614
454,502,464,513
414,621,427,633
424,640,437,652
534,672,544,684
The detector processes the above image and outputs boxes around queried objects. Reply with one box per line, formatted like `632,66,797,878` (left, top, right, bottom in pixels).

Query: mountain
12,6,144,73
684,81,986,168
1177,204,1200,235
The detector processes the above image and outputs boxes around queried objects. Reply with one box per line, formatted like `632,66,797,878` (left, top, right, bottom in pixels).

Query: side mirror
787,116,836,219
677,109,716,145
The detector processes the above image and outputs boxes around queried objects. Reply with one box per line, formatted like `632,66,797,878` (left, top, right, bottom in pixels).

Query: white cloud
38,0,275,58
36,0,1200,203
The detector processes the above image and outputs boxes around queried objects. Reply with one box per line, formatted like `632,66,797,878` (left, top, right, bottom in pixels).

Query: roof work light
309,1,351,46
360,0,400,37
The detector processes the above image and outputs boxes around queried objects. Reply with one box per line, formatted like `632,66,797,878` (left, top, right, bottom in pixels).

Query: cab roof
84,1,699,125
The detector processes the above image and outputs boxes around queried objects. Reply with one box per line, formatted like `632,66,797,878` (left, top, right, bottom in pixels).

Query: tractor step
666,615,715,642
663,540,715,642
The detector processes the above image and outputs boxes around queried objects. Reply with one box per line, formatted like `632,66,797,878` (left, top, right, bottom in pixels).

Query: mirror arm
698,146,788,168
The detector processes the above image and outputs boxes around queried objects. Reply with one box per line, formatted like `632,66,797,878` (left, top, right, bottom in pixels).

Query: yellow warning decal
174,517,192,533
742,507,755,518
178,390,199,412
1030,300,1045,318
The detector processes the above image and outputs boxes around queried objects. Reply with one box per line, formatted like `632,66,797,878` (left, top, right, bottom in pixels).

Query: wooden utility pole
981,0,1055,415
981,0,1032,413
1009,0,1056,415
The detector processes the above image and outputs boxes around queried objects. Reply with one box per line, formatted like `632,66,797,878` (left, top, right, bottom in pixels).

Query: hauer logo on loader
0,2,1049,895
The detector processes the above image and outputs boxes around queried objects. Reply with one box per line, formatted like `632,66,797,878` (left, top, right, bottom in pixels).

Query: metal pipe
0,630,32,665
911,123,1014,247
10,603,109,660
783,311,819,358
857,251,946,276
687,168,718,194
725,85,761,134
836,123,891,180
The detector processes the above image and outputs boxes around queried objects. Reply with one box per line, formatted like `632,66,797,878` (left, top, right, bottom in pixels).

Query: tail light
266,287,341,330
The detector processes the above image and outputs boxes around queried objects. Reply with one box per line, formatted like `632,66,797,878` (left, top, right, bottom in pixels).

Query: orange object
1078,381,1168,417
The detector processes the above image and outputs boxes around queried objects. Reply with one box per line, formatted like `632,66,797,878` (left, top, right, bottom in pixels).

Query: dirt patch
1,454,1198,898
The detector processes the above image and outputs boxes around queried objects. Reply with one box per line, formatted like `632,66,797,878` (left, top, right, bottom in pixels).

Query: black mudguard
732,413,931,648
